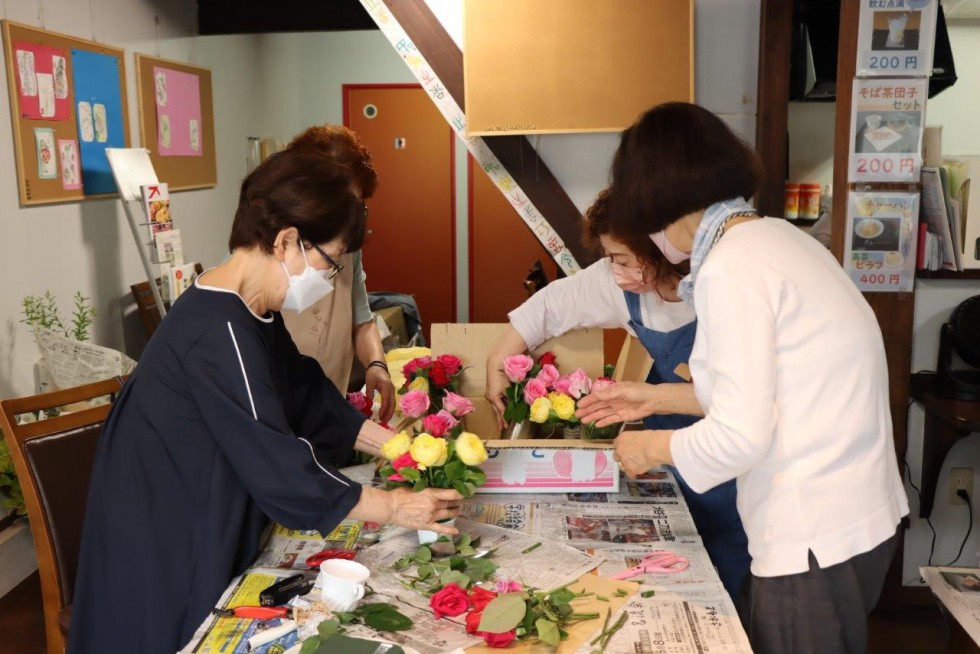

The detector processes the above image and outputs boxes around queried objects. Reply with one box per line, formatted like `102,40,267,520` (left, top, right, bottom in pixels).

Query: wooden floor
0,571,956,653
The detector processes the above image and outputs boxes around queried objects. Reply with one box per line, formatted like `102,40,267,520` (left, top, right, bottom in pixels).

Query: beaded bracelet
366,360,389,374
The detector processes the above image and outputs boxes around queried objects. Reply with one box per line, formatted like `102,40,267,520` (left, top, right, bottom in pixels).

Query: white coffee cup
865,114,882,131
319,559,370,613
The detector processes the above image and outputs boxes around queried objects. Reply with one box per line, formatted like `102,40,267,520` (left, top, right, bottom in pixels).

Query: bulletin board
1,20,131,205
135,54,216,191
463,0,694,136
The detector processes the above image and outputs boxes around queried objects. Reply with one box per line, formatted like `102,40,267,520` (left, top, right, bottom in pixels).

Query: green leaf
317,619,341,638
551,588,576,604
300,636,321,654
458,545,476,556
321,635,407,653
641,590,656,598
464,468,487,486
449,555,466,571
400,467,420,482
536,618,561,647
443,460,464,481
413,477,428,492
463,557,498,582
393,556,411,571
336,612,358,624
359,606,413,632
415,545,432,562
440,569,471,588
457,534,472,549
479,593,528,633
417,563,434,580
355,603,395,615
453,480,476,498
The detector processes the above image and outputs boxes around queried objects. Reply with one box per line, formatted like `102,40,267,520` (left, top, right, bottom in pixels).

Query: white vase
418,517,455,544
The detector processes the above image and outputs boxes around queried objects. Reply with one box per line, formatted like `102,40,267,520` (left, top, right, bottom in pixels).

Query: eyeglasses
309,242,345,280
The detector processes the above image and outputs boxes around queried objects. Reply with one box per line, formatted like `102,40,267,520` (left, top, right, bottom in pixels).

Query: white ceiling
943,0,980,20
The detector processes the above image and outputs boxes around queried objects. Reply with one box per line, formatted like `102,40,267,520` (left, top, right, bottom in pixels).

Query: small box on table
478,439,619,493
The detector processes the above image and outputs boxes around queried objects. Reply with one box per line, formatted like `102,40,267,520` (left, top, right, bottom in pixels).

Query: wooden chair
0,377,125,654
130,262,203,339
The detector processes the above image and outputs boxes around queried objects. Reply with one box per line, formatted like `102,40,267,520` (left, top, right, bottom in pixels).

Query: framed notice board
463,0,694,136
135,54,216,191
1,20,130,205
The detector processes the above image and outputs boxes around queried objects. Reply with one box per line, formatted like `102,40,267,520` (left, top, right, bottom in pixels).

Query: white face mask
281,242,334,313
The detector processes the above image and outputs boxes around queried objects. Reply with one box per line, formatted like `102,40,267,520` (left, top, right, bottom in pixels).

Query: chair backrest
0,377,125,654
130,262,204,339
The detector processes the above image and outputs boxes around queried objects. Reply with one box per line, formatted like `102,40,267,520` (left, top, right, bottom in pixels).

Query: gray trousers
738,527,900,654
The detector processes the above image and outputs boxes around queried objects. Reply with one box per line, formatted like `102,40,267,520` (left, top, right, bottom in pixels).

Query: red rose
465,610,483,634
422,414,450,438
482,630,517,648
430,583,470,619
402,356,431,378
429,362,451,387
437,354,463,375
538,351,557,366
468,587,497,612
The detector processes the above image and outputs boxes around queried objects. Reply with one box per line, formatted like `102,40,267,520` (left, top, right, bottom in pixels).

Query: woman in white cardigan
605,102,909,654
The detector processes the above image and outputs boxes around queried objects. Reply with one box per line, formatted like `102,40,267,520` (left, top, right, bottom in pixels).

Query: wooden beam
754,0,793,218
385,0,597,268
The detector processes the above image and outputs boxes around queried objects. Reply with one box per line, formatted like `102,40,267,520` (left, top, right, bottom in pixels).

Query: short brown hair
289,124,378,199
609,102,762,236
229,125,374,254
582,188,683,284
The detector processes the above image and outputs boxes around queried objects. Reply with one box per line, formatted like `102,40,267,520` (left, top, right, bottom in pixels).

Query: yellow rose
455,432,488,466
380,432,411,460
409,433,448,469
551,393,576,420
529,397,552,423
409,376,430,393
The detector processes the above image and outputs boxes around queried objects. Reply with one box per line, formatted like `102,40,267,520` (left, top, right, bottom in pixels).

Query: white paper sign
849,78,927,182
844,191,919,292
856,0,938,77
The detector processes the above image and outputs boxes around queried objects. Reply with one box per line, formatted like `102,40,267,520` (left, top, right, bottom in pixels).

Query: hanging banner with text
844,191,919,292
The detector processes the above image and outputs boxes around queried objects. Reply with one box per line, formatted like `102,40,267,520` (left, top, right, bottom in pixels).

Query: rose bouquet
499,351,559,424
380,392,487,508
397,354,466,418
528,374,621,439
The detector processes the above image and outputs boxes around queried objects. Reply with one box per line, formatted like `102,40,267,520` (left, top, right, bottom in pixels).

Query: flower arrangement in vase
397,354,466,419
499,351,558,426
380,393,487,542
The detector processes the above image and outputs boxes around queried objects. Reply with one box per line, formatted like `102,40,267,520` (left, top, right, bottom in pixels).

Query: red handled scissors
213,606,289,620
306,548,357,569
611,551,690,580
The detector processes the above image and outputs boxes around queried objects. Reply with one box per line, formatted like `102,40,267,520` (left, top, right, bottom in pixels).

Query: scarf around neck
677,197,756,304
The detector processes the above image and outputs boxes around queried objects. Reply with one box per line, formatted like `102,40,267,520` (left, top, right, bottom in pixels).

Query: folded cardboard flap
945,156,980,269
430,323,605,438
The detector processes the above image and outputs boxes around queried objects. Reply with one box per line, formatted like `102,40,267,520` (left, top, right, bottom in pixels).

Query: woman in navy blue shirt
69,127,462,653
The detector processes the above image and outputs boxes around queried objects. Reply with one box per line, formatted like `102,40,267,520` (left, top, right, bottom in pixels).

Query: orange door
345,85,455,342
468,156,560,322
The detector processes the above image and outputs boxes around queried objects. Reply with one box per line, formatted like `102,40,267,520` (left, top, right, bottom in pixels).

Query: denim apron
624,291,750,601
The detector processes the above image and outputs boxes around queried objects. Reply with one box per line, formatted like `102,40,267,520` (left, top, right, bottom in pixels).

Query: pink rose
523,378,548,404
346,391,373,417
399,389,431,418
593,377,616,393
402,356,432,378
536,364,560,388
503,354,534,383
567,368,593,399
389,451,418,482
436,354,463,375
436,409,460,429
553,375,573,396
422,413,450,438
493,579,523,593
443,392,475,417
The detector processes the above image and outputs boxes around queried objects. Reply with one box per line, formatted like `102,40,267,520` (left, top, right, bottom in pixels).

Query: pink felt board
154,66,202,157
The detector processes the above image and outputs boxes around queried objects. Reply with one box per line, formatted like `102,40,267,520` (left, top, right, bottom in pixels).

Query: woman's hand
388,487,464,534
613,429,674,478
365,365,395,423
485,364,510,430
577,382,703,426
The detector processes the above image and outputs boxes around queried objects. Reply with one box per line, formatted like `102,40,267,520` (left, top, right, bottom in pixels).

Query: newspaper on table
35,326,136,390
528,502,701,548
357,518,603,613
343,591,483,654
251,521,364,570
921,566,980,646
181,570,301,654
574,595,752,654
585,544,728,601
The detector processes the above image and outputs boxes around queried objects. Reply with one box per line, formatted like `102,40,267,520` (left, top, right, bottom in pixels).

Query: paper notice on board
856,0,938,78
849,78,927,183
844,191,919,292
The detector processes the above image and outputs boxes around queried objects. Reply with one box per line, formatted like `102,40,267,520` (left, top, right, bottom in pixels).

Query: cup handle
354,584,366,602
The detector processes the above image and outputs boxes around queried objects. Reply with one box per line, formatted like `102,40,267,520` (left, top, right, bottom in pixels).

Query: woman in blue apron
486,190,750,601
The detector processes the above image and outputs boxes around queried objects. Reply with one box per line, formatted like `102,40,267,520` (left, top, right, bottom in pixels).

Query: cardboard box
376,306,409,349
478,440,619,493
946,156,980,269
429,323,605,440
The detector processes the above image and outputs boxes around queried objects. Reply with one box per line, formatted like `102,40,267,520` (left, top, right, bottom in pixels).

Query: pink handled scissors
611,551,690,580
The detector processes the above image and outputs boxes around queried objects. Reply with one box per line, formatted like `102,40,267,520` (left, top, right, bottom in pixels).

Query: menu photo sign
849,78,927,183
844,191,919,293
856,0,937,77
